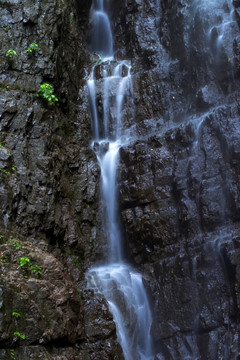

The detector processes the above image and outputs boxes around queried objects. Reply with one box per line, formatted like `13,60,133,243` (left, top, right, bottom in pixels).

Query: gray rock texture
0,0,122,358
114,0,240,358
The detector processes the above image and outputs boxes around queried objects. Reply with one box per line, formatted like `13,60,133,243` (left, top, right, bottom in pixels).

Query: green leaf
6,49,18,58
37,83,58,104
12,311,21,318
13,331,26,340
26,42,39,54
17,257,30,268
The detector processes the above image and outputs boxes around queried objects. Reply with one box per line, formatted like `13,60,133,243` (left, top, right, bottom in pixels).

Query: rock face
114,0,240,358
0,0,105,265
0,236,84,359
0,0,122,358
0,0,240,359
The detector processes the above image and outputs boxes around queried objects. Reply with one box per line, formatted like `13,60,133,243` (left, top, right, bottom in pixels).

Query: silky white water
87,264,153,360
87,1,154,359
90,0,113,59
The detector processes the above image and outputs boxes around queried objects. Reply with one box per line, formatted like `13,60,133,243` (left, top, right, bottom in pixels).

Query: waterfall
87,1,154,359
90,0,113,59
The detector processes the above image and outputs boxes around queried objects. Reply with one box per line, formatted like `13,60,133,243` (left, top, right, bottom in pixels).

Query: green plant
0,167,10,175
17,256,30,269
13,331,26,340
0,257,8,264
76,288,81,297
26,42,39,54
0,143,4,148
12,311,21,318
6,49,18,59
17,257,42,275
30,264,42,274
3,26,11,32
37,83,58,105
11,166,20,175
94,53,102,64
10,349,15,360
11,240,21,250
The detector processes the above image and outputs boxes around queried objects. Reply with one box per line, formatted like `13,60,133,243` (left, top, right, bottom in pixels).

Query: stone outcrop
0,235,84,359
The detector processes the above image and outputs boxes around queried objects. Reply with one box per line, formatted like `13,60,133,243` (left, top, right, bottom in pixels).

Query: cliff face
0,0,240,359
115,0,240,358
0,0,122,358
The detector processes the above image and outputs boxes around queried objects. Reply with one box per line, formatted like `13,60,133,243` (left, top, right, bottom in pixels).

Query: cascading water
87,1,154,359
194,0,237,62
90,0,113,59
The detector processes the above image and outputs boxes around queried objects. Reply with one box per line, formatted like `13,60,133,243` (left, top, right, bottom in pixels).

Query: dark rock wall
0,0,101,262
114,0,240,359
0,0,122,358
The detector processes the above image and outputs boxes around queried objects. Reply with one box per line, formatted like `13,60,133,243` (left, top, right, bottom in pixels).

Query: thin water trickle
91,0,113,59
87,1,154,359
103,68,110,138
194,0,237,61
100,141,122,262
87,74,99,140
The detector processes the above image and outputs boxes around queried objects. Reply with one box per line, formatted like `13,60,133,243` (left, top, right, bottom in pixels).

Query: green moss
72,255,83,269
0,82,24,93
82,345,90,360
8,349,16,360
3,26,11,32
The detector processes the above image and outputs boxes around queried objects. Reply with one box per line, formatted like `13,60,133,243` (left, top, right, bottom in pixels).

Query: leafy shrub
37,83,58,105
12,311,21,318
17,257,42,275
10,349,15,360
30,264,42,274
18,257,30,268
26,42,39,54
3,26,11,32
6,238,22,250
13,332,26,340
11,240,21,250
6,49,18,59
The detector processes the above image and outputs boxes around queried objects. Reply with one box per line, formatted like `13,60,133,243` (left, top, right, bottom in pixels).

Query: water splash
87,264,154,360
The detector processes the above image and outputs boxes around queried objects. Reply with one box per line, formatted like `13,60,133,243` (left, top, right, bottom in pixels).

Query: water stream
87,1,154,359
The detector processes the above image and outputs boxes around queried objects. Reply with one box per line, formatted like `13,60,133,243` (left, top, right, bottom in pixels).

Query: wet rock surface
0,0,120,358
115,0,240,358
